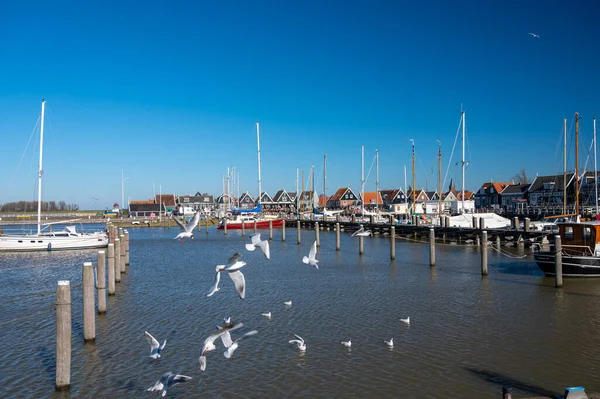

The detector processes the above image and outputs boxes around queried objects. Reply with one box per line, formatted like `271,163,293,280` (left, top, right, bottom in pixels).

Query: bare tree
512,169,529,184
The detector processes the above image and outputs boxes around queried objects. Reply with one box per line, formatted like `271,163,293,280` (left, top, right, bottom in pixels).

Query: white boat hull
0,232,108,252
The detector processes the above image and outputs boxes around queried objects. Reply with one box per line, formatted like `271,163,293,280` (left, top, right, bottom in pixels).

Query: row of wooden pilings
228,220,565,289
55,224,130,390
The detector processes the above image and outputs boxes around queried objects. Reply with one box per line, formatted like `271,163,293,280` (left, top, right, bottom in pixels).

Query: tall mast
310,164,314,208
437,139,442,219
404,165,408,205
595,117,598,214
323,154,327,209
301,170,305,213
296,167,299,215
575,112,580,218
375,149,379,211
563,118,567,215
461,110,466,213
361,145,365,209
410,139,416,213
37,99,46,234
256,122,262,206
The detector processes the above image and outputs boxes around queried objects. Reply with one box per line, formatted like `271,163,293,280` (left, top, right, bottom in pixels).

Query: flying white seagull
173,212,200,243
147,372,192,397
245,233,270,259
206,269,221,297
289,334,306,351
199,322,244,372
351,227,372,237
215,253,247,299
528,32,540,38
224,330,258,359
144,331,167,360
302,241,319,268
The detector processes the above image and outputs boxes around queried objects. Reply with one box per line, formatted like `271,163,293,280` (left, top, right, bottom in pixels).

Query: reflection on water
1,227,600,398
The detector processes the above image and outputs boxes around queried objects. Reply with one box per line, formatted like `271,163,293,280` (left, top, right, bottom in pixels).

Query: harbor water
1,226,600,398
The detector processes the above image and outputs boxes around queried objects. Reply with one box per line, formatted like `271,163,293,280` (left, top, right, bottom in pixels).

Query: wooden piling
336,222,341,250
370,215,375,224
119,234,126,273
481,230,488,276
297,221,301,244
253,220,257,233
107,244,115,295
315,222,320,247
555,235,563,288
282,220,286,241
205,217,209,234
351,214,356,223
83,262,95,342
336,214,341,223
429,228,435,266
524,218,531,233
513,217,519,230
359,224,364,255
224,219,228,235
241,220,246,236
269,220,273,240
97,251,106,314
56,280,71,390
390,226,396,259
114,239,121,283
479,217,485,230
472,216,477,229
496,235,501,249
124,230,130,266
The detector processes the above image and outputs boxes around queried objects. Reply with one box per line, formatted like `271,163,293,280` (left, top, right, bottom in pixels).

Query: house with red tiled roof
318,194,329,208
155,194,176,211
360,192,383,210
474,182,514,210
327,188,360,209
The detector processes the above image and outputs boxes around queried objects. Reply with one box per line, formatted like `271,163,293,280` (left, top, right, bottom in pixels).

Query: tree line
0,201,80,212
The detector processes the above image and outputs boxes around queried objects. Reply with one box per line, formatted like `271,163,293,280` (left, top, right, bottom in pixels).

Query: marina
1,225,599,397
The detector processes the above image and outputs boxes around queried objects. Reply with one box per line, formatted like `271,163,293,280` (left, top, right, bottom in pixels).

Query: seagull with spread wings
173,212,200,243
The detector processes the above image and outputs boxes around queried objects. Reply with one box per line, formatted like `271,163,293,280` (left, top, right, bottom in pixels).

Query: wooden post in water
205,217,209,234
241,220,246,236
315,222,320,247
336,214,341,222
472,216,478,230
554,235,563,288
352,214,356,224
114,238,121,283
502,386,512,399
107,244,115,295
513,217,519,230
336,222,341,250
297,221,301,244
97,251,106,314
481,230,488,276
269,220,273,240
476,234,480,247
224,219,228,235
479,217,485,230
119,234,126,273
83,262,95,342
370,215,375,224
282,220,286,242
253,220,257,233
524,218,531,233
124,230,130,266
496,235,501,249
56,280,71,390
390,226,396,259
429,228,435,266
359,224,364,255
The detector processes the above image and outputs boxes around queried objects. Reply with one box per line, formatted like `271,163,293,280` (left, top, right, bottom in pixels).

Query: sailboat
0,100,109,252
218,122,284,229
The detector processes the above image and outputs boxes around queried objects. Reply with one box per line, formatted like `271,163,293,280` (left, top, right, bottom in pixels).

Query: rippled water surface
2,226,600,398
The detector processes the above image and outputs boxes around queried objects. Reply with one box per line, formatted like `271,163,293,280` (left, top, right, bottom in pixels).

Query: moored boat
217,215,284,230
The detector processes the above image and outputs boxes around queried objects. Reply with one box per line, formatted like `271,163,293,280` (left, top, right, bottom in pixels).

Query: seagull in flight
302,241,319,268
351,227,372,237
223,330,258,359
245,233,270,259
144,331,167,360
289,334,306,351
528,32,540,38
199,322,244,372
173,212,200,243
147,372,192,397
215,253,247,299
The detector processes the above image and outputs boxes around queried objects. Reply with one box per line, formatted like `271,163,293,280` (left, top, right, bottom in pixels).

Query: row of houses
126,173,600,217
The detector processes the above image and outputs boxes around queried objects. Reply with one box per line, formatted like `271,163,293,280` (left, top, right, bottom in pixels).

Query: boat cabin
558,222,600,256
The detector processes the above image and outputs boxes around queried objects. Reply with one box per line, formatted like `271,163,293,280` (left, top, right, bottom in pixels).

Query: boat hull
217,219,284,230
0,233,109,252
533,251,600,277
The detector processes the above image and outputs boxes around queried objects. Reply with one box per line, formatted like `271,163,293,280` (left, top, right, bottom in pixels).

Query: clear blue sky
1,0,599,210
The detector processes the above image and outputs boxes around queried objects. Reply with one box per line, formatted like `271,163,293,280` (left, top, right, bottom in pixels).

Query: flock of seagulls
146,214,411,396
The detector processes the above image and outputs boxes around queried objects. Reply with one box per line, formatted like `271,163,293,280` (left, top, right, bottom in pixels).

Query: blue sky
1,0,599,210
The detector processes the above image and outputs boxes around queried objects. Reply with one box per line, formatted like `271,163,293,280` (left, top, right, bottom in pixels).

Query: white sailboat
0,100,109,252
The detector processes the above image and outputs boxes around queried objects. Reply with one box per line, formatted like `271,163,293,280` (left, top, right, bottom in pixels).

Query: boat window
564,226,574,240
584,227,592,240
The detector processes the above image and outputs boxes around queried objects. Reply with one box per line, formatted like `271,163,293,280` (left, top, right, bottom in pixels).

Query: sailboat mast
301,170,305,213
376,149,379,211
296,167,299,215
410,139,416,212
37,100,45,234
323,154,327,209
575,113,580,218
461,110,465,213
256,122,262,205
361,145,365,209
595,117,598,214
310,164,314,208
437,139,442,219
404,165,408,205
563,118,567,215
